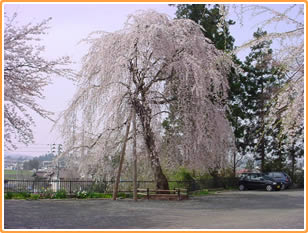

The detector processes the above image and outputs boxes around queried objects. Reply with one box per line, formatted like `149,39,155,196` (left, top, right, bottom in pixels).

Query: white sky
3,3,304,157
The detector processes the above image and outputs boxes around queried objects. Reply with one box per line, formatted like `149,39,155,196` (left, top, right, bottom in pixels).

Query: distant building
32,167,81,192
42,161,54,170
32,170,50,180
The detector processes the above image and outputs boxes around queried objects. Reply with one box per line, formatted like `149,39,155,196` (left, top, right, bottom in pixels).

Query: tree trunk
144,124,169,191
133,98,169,191
232,151,237,177
112,111,132,200
260,82,266,173
260,137,265,172
291,149,296,181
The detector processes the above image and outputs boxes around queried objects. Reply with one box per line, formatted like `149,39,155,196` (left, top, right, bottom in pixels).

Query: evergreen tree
174,4,235,52
263,120,288,172
226,56,249,175
241,28,286,172
173,5,300,175
287,126,304,180
173,4,249,176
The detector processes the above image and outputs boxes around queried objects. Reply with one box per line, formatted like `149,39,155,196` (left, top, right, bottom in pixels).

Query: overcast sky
3,3,303,157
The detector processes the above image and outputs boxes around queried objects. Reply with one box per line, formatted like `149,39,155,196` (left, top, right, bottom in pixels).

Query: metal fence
4,177,239,194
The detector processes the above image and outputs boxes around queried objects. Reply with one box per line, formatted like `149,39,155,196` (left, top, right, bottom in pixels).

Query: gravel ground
4,189,304,229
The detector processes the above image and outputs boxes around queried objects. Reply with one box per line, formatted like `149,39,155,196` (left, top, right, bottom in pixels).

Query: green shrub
40,188,54,199
54,189,67,199
294,170,304,188
20,192,31,198
29,194,40,200
88,192,99,198
168,167,196,190
5,192,13,199
101,193,113,198
171,167,194,181
90,182,108,193
117,192,128,198
76,190,89,199
13,193,27,199
89,193,112,198
88,192,108,198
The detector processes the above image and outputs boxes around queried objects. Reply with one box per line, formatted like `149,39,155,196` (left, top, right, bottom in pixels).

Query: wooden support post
113,111,132,200
132,108,137,201
147,188,150,200
69,181,72,195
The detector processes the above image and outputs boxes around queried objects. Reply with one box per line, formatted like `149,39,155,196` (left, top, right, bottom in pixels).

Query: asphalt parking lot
4,189,304,229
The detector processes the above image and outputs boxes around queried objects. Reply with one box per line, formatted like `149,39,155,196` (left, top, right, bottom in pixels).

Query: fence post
69,181,72,195
147,188,149,200
177,188,181,200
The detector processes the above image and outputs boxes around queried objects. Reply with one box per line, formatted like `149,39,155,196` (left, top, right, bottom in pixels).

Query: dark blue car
239,173,282,191
264,172,292,190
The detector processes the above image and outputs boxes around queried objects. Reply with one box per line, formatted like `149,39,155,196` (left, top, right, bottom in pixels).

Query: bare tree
4,13,71,150
59,10,234,189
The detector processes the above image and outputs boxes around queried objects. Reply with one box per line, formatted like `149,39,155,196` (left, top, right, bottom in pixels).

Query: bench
137,188,188,200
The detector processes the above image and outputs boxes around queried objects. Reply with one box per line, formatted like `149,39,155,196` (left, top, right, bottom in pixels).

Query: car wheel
281,184,285,190
266,185,273,192
239,184,245,191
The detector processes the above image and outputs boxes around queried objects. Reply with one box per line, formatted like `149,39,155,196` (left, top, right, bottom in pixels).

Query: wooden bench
137,188,188,200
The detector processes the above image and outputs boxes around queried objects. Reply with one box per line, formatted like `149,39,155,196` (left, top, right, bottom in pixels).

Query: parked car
239,173,282,191
264,172,292,190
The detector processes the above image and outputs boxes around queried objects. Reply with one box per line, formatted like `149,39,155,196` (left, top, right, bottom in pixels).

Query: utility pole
51,143,63,191
57,144,63,180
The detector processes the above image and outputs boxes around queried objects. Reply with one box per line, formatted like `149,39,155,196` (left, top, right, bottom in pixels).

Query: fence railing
4,177,239,194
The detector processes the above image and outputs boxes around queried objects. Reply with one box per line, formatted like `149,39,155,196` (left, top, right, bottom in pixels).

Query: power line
6,148,50,150
13,143,51,146
4,151,50,153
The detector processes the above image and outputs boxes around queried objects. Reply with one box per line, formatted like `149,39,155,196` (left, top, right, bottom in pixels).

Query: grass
191,189,217,196
5,192,31,199
89,192,113,199
4,170,34,180
4,191,147,200
5,192,118,200
29,194,40,200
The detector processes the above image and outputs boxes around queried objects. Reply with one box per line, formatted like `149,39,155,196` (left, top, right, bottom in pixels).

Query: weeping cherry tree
59,10,234,190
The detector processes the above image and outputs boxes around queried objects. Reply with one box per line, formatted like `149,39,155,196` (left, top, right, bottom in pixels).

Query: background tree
174,4,235,52
23,158,40,170
4,13,71,150
59,11,234,190
287,127,304,180
226,57,248,176
174,4,304,176
245,158,255,172
173,4,246,176
227,4,304,175
241,28,287,172
231,4,304,144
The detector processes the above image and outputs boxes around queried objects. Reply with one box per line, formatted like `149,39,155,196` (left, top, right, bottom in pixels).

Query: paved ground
4,189,304,229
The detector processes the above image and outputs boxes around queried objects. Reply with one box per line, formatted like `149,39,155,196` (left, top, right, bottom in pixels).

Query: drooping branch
59,10,235,183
